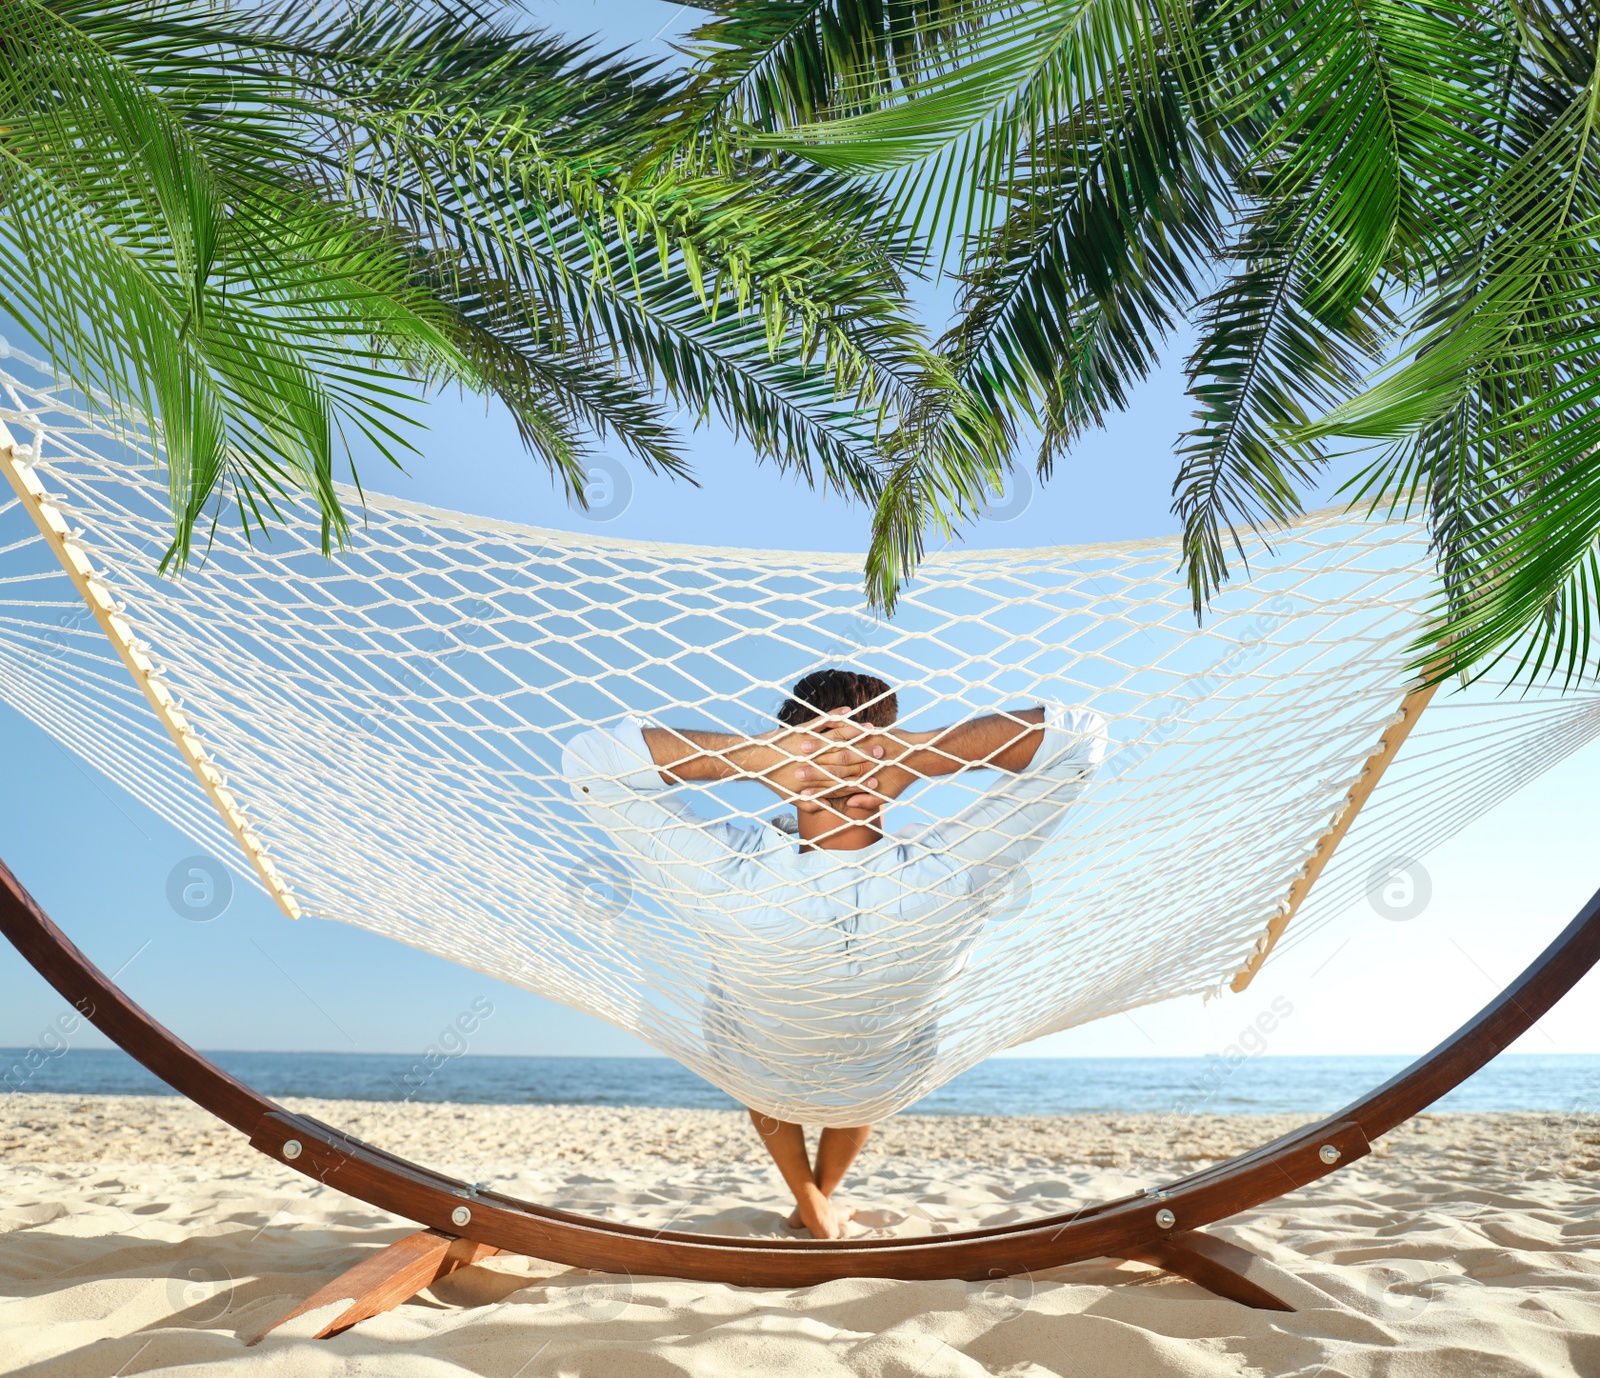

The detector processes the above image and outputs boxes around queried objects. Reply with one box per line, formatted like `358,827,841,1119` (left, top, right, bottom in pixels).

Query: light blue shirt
562,702,1107,1119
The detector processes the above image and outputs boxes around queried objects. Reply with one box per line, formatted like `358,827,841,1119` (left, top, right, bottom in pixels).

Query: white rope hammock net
2,357,1598,1125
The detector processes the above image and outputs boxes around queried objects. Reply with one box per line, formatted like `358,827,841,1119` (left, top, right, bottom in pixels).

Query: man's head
777,668,897,730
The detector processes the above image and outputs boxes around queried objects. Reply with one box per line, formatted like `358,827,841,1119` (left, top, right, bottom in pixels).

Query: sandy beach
2,1094,1598,1376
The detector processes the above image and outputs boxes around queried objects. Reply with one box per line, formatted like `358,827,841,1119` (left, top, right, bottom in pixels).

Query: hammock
2,359,1598,1126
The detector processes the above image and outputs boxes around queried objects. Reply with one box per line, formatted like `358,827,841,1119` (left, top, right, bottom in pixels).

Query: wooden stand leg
1116,1229,1295,1311
249,1228,502,1343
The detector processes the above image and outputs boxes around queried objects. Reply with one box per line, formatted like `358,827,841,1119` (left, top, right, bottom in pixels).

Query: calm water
4,1048,1597,1116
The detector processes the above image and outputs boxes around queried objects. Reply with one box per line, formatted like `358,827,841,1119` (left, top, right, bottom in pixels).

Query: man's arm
640,726,784,784
921,705,1107,866
562,719,792,899
808,707,1047,809
641,718,881,810
895,707,1047,779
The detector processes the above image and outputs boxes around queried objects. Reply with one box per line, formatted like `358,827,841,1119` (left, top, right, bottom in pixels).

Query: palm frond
1173,211,1393,614
751,0,1187,261
242,0,996,508
945,47,1224,467
1304,0,1600,681
0,0,477,564
1,0,1006,576
673,0,981,134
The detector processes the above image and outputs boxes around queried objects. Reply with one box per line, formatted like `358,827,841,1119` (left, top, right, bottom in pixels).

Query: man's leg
747,1110,842,1239
815,1125,871,1200
781,1123,871,1229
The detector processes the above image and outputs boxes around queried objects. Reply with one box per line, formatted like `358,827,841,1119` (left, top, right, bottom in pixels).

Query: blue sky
3,1,1598,1069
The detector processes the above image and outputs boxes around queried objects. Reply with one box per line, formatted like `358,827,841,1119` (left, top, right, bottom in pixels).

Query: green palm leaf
703,0,1600,682
3,0,1002,578
1306,0,1600,682
0,0,475,562
250,0,1000,512
747,0,1185,264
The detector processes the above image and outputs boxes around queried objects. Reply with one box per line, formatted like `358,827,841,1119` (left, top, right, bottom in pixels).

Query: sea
3,1048,1598,1117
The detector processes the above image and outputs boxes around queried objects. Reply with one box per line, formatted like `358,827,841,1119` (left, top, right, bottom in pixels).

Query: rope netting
1,359,1597,1123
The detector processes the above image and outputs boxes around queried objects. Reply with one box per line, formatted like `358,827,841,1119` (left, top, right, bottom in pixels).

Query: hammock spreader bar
1231,677,1439,991
0,437,301,919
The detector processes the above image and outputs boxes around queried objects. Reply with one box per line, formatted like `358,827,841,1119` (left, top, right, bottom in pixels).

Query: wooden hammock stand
4,437,1597,1334
4,858,1598,1338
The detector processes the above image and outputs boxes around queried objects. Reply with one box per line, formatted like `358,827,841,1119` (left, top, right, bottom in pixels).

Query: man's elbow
1067,708,1110,775
561,753,597,801
561,729,612,797
1028,706,1109,779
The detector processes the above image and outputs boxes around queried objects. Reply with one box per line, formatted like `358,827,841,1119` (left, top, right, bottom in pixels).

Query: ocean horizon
4,1047,1597,1117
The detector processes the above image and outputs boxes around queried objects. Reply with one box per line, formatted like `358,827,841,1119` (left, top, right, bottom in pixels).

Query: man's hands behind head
795,706,1048,810
758,712,890,813
792,715,914,813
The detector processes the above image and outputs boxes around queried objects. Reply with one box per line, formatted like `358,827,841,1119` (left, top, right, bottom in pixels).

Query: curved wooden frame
6,855,1598,1289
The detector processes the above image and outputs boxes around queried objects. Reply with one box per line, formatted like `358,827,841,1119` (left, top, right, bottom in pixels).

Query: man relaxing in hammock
563,669,1106,1239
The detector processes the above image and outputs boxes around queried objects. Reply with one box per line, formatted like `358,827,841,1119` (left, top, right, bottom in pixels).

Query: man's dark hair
777,668,897,729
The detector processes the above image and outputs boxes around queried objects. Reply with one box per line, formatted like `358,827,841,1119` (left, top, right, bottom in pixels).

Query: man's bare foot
789,1184,858,1239
788,1198,857,1234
